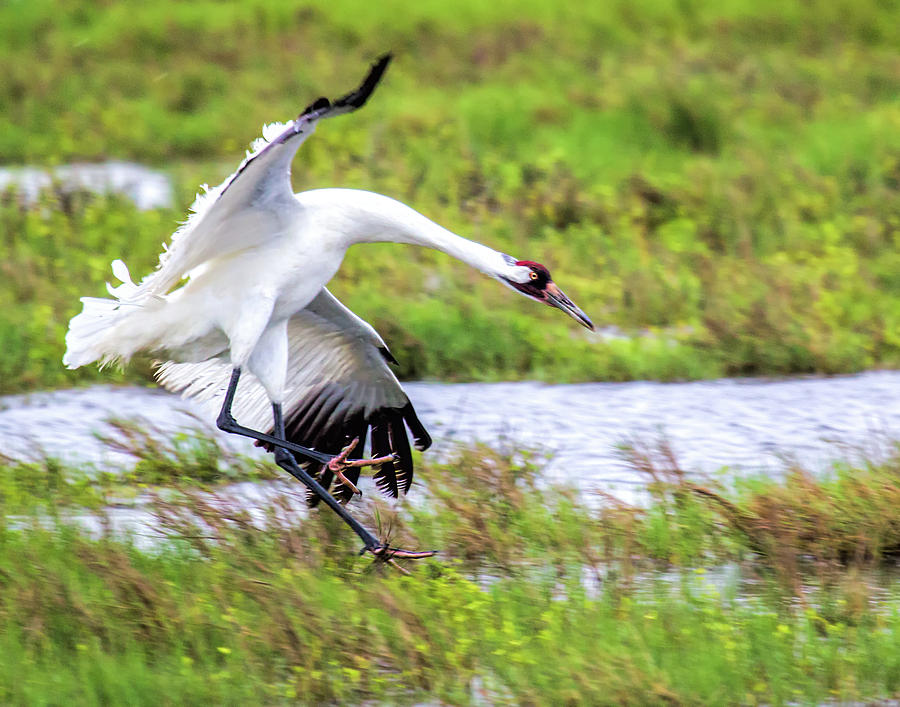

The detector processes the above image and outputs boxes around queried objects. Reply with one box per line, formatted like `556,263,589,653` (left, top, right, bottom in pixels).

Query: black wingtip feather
378,345,399,366
304,417,368,507
266,384,431,504
298,53,392,119
305,463,329,508
389,414,415,495
302,96,331,115
332,466,361,505
402,403,432,451
370,420,399,498
335,53,392,110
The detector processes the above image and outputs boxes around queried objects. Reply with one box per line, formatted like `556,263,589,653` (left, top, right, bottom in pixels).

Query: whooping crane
63,54,594,569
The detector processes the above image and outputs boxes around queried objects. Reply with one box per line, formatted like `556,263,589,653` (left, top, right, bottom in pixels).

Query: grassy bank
1,0,899,392
3,434,900,704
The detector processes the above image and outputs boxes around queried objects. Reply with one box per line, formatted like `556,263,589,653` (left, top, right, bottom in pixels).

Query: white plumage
63,55,592,539
156,288,404,434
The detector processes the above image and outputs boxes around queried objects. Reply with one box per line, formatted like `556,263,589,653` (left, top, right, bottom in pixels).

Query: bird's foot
326,437,396,496
326,437,363,495
362,544,438,575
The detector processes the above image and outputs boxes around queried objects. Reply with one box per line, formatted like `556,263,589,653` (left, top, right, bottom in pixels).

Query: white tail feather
63,297,128,369
63,259,145,369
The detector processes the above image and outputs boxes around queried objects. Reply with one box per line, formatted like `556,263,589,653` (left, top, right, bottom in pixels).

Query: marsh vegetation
2,1,899,702
3,433,900,704
1,0,899,392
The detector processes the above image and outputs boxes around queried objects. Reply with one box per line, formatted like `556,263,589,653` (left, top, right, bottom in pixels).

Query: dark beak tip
544,285,593,331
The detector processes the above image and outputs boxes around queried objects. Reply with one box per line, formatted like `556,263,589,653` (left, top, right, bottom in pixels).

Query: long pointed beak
545,282,594,331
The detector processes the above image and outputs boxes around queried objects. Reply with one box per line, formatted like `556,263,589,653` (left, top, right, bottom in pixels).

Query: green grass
4,433,900,703
1,0,899,392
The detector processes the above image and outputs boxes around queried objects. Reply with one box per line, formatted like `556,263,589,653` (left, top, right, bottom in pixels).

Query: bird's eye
530,271,539,280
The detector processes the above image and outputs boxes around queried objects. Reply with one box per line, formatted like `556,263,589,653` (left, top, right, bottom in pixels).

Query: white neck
298,188,519,278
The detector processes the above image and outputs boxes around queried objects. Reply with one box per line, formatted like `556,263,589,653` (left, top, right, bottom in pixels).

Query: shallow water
0,161,173,210
2,372,898,502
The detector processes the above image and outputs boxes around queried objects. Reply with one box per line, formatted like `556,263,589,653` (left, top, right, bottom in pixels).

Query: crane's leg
216,368,332,465
216,367,436,568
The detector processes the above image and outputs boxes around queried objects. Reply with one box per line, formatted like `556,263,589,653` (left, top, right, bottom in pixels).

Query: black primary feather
258,386,430,504
370,417,399,498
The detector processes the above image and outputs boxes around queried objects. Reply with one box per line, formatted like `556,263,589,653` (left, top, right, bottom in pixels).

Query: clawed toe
343,452,398,469
326,438,397,496
363,544,438,574
334,469,362,496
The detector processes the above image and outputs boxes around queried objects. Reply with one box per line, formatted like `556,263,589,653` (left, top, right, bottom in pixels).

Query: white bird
63,54,593,566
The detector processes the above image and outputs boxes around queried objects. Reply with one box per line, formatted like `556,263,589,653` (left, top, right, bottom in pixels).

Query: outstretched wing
155,288,431,503
127,54,393,301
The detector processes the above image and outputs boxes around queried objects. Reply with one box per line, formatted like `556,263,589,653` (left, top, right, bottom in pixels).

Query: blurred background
2,2,900,703
2,0,898,393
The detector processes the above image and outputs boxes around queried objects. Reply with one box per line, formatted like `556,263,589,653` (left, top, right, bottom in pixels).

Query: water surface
0,162,172,210
2,372,898,501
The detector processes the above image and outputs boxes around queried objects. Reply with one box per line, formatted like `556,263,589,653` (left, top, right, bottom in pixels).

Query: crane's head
500,259,594,330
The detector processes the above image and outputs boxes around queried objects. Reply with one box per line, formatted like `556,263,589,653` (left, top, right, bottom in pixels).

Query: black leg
215,368,437,564
216,368,332,464
215,367,379,548
271,401,383,550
